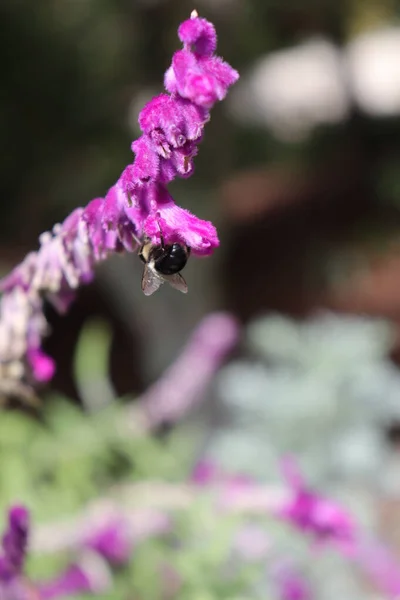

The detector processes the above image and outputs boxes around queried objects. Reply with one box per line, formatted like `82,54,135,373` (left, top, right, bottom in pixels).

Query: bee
138,232,191,296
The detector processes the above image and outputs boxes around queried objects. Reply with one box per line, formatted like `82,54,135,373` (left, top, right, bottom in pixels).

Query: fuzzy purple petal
82,199,113,259
199,55,240,91
165,50,239,109
59,208,82,242
131,135,160,181
144,197,219,256
178,15,217,56
0,253,37,294
100,185,139,251
139,94,207,146
158,143,197,182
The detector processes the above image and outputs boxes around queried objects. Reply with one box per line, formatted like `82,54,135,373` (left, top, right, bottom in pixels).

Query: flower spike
0,14,238,391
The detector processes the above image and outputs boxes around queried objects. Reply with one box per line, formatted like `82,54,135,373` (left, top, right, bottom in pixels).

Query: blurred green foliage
0,313,396,599
0,320,261,598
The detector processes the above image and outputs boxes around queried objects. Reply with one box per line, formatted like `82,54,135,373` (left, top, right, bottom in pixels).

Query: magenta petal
185,71,222,108
82,199,111,259
0,253,37,293
81,198,103,229
101,186,125,231
178,16,217,56
27,349,55,382
0,505,29,582
40,564,92,599
166,49,239,109
191,460,220,485
159,144,197,183
279,457,356,553
166,50,195,93
101,185,141,251
86,522,131,565
139,94,207,146
273,562,312,600
164,50,195,96
199,55,240,91
144,201,219,256
131,135,160,181
8,507,29,535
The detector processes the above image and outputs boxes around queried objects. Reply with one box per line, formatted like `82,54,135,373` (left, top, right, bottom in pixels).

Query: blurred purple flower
278,457,356,554
191,458,261,515
84,519,131,565
0,12,238,393
39,555,111,600
191,459,220,485
273,561,313,600
0,506,29,583
191,459,252,489
26,349,55,384
40,565,91,600
0,506,40,600
357,542,400,597
138,313,239,428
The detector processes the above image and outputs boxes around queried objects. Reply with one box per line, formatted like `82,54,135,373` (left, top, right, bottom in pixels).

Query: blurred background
2,0,400,597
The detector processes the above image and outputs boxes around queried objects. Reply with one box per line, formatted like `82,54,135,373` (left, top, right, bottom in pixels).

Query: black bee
138,233,191,296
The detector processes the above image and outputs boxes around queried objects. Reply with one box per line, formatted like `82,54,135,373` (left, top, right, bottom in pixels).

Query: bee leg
132,232,142,247
155,215,166,249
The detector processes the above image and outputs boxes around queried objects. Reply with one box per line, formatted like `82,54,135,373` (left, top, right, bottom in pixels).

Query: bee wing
164,272,188,294
141,264,163,296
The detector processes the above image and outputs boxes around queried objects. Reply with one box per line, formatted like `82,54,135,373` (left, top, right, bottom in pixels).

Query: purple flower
164,12,238,109
191,459,221,485
357,542,400,597
0,506,39,600
0,12,238,390
0,506,29,583
39,556,111,599
191,459,252,488
190,458,257,514
139,313,239,428
143,191,219,255
279,573,311,600
138,95,207,159
273,561,313,600
26,349,55,383
178,13,217,56
84,518,131,565
39,565,91,599
278,457,356,554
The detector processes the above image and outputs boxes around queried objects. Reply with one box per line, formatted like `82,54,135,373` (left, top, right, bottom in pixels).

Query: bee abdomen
155,243,189,275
